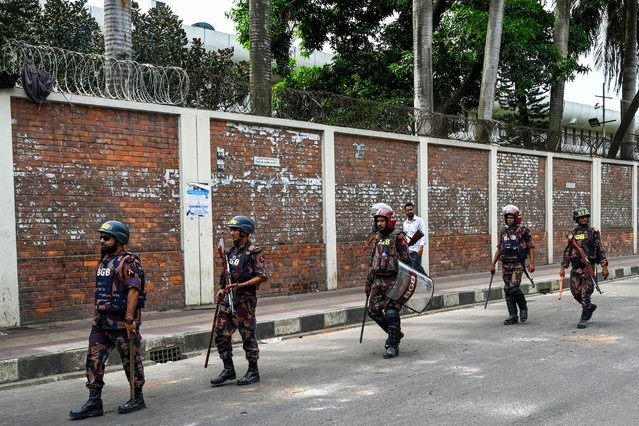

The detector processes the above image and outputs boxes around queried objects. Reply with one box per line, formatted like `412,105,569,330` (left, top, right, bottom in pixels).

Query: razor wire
0,38,189,106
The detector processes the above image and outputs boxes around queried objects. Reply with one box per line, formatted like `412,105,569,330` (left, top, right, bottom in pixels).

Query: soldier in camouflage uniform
70,221,147,420
211,216,268,387
560,206,609,329
490,205,536,325
365,208,411,359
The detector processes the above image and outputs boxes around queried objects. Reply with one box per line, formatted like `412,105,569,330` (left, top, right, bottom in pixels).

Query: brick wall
334,134,418,288
210,121,326,295
552,158,591,260
601,163,633,256
12,99,183,324
428,145,490,275
496,153,547,264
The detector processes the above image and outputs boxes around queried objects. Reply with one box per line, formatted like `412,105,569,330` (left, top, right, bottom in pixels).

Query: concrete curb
0,265,634,386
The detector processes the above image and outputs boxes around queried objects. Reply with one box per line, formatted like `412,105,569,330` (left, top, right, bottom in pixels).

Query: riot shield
385,261,435,314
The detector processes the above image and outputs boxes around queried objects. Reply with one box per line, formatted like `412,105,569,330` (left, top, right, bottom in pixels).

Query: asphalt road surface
2,277,639,426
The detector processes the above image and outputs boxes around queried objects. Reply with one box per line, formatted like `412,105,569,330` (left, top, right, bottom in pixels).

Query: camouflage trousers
501,262,524,287
85,316,145,390
367,275,401,332
569,269,594,309
215,296,259,362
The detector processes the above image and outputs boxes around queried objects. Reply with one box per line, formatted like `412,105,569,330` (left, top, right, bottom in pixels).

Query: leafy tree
0,0,41,44
132,2,187,66
231,0,586,127
39,0,103,54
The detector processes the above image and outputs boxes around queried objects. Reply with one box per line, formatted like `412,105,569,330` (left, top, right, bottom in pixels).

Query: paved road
2,277,639,425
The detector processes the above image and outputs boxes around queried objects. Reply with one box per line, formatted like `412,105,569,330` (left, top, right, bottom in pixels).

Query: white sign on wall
254,157,280,167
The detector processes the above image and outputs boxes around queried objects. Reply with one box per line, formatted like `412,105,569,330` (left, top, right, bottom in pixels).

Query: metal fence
1,39,636,159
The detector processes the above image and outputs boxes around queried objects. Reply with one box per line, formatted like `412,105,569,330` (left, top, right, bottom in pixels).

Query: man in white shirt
402,202,427,274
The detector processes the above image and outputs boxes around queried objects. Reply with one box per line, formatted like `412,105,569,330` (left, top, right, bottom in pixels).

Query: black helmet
572,206,590,222
98,220,130,244
227,216,254,234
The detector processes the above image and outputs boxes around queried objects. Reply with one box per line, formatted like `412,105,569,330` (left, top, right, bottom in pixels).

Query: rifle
217,238,235,314
484,271,495,309
558,275,564,300
359,293,370,343
520,260,535,288
570,235,604,294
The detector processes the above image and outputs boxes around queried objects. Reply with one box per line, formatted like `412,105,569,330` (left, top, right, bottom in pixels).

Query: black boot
210,358,236,387
69,388,103,420
237,361,260,385
584,304,597,321
118,388,146,414
385,331,404,349
513,289,528,323
383,308,401,359
503,295,518,325
577,309,588,329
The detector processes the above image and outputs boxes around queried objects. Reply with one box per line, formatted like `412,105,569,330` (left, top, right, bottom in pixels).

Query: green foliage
0,0,103,53
232,0,592,126
132,3,187,66
0,0,41,43
40,0,103,53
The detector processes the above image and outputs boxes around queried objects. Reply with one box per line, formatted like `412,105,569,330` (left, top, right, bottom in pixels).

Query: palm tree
104,0,132,60
249,0,272,116
413,0,434,135
617,0,636,159
104,0,132,96
413,0,434,114
547,0,570,152
477,0,505,142
572,0,637,159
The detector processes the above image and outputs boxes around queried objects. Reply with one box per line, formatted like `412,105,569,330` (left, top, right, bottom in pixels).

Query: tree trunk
476,0,504,142
249,0,272,117
610,88,639,155
620,0,637,159
413,0,434,135
547,0,570,152
104,0,132,97
104,0,131,60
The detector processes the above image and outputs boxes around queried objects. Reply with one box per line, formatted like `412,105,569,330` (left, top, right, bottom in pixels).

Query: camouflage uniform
561,226,608,315
215,241,267,362
497,225,534,323
86,251,146,391
366,227,411,355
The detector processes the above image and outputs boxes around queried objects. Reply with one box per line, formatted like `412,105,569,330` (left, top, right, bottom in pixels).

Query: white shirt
403,215,427,253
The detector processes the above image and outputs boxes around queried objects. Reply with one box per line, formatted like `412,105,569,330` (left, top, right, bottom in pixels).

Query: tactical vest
228,242,259,296
570,227,597,268
95,253,146,313
371,229,403,276
499,226,529,263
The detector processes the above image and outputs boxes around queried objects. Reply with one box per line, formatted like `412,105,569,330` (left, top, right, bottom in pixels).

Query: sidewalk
2,255,638,386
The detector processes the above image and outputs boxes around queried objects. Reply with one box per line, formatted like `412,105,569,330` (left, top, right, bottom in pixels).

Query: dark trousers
409,251,426,275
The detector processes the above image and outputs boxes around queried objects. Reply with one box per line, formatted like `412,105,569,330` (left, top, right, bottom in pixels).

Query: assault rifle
570,235,604,295
519,260,535,288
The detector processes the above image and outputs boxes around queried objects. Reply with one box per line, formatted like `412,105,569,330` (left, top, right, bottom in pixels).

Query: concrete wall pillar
322,128,337,290
0,93,20,327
